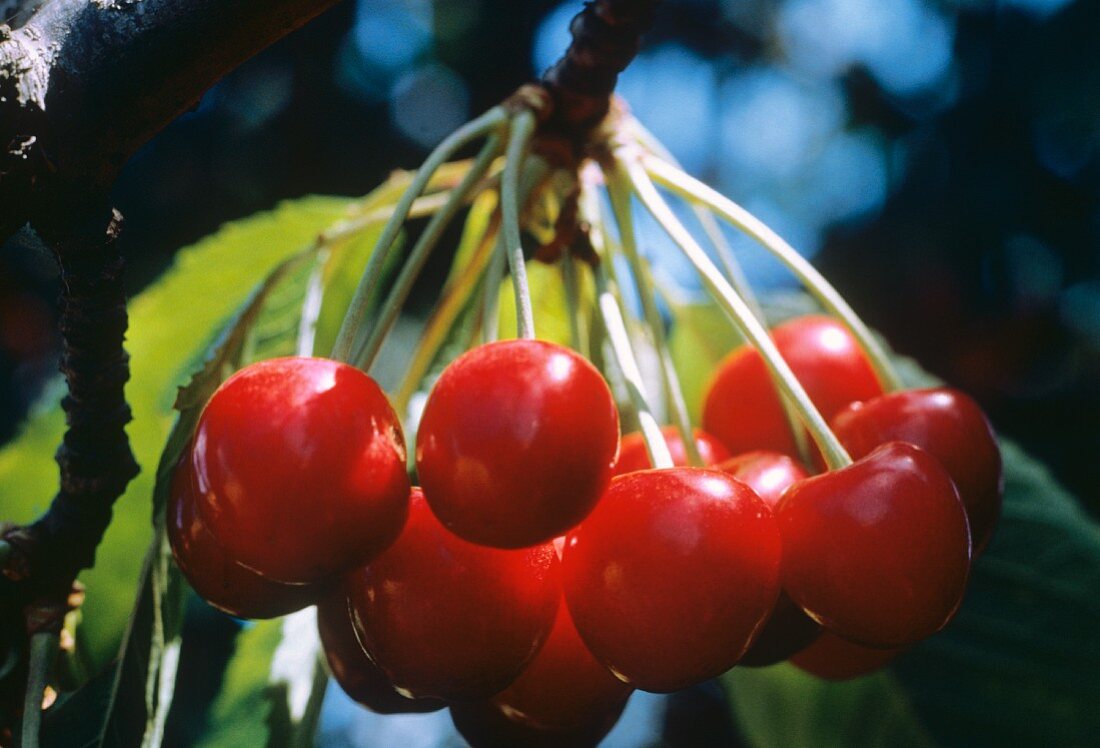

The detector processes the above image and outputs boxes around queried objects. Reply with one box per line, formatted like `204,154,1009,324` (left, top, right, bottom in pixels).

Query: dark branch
540,0,660,141
0,0,342,242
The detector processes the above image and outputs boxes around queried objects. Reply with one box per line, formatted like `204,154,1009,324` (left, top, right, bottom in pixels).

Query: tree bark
0,0,342,243
541,0,660,141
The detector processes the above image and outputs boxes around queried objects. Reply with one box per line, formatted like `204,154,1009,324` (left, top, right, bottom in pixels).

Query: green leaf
0,196,352,672
196,612,326,748
725,664,933,748
892,438,1100,747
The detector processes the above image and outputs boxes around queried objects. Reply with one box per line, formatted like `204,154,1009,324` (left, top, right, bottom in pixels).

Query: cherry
612,425,730,476
488,594,632,733
789,631,903,681
776,442,971,648
191,356,409,584
562,468,782,693
345,488,559,701
450,696,627,748
416,339,619,549
167,453,319,619
716,450,808,508
716,451,820,667
831,387,1003,554
702,315,883,457
316,593,444,714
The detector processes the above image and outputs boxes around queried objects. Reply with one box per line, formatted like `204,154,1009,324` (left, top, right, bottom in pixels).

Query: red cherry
790,631,903,681
562,468,782,692
168,454,319,619
716,450,809,508
489,596,632,732
416,339,619,549
346,488,559,701
450,696,627,748
316,593,444,714
831,387,1003,554
717,451,820,667
776,442,971,648
702,315,883,457
191,357,409,584
612,426,730,476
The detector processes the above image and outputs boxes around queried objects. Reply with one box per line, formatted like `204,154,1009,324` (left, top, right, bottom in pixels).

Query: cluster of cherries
168,313,1001,746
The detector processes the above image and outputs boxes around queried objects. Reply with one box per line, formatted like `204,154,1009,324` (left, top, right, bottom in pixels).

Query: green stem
354,133,503,370
296,249,329,358
579,176,672,469
21,632,58,748
604,167,702,467
560,249,587,356
629,118,766,323
596,269,674,470
621,154,852,470
330,106,508,361
502,110,538,340
394,221,498,415
481,236,506,344
643,154,904,393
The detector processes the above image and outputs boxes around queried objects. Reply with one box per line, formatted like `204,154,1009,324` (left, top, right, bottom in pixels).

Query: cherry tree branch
540,0,660,143
0,0,341,243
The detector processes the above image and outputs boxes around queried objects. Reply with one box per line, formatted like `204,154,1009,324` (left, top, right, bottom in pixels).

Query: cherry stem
21,631,57,748
642,154,905,394
604,167,703,467
629,117,766,324
296,249,329,358
608,131,808,460
354,133,503,371
481,235,506,344
560,249,587,356
394,222,498,415
580,180,673,470
330,105,508,362
502,110,538,340
392,158,550,414
595,269,674,470
620,152,853,471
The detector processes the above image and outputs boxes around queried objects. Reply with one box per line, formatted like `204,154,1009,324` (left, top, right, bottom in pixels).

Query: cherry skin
346,488,559,701
316,593,444,714
167,453,319,619
416,339,619,549
789,631,904,681
191,356,409,584
716,451,821,667
716,450,808,508
612,426,730,476
776,442,972,648
831,387,1003,554
702,315,883,457
562,468,782,693
489,593,632,733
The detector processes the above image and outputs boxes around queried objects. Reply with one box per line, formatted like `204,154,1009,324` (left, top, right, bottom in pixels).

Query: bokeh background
2,0,1097,745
